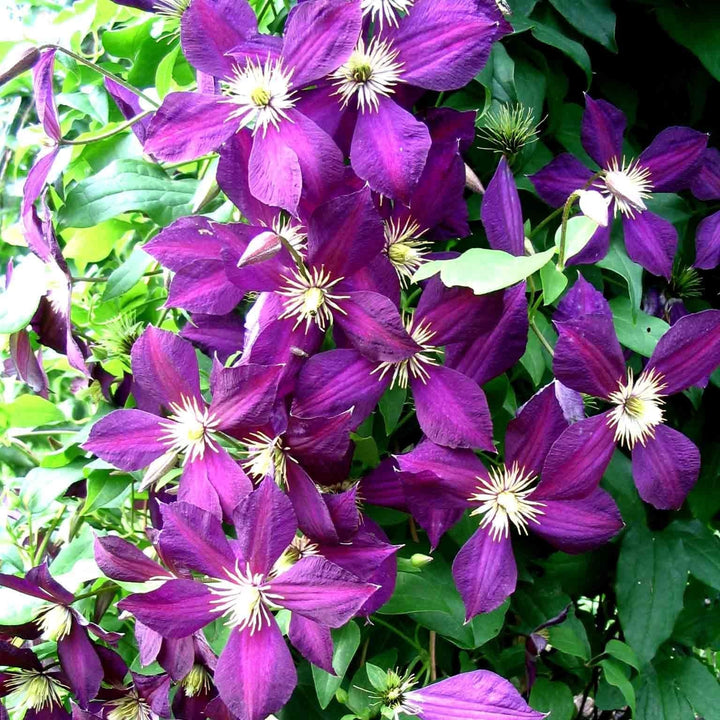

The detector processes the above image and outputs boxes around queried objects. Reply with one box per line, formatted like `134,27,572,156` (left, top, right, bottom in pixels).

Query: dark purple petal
0,641,43,671
180,313,246,363
555,273,611,322
57,621,102,708
505,383,570,476
406,669,545,720
270,556,376,626
288,615,334,673
632,425,700,510
133,672,171,716
350,97,431,203
282,0,361,87
83,410,165,471
94,536,167,583
530,153,593,208
118,580,215,638
623,211,676,280
640,127,708,192
481,156,524,256
214,622,296,720
581,95,625,168
695,210,720,270
533,489,623,553
196,447,254,521
24,564,74,605
286,411,354,472
566,218,612,267
692,147,720,200
143,93,235,162
0,571,53,602
285,463,338,542
33,50,60,142
388,0,506,90
536,412,616,501
359,459,408,511
453,528,516,619
553,315,625,398
413,366,494,451
647,309,720,395
233,478,297,575
104,78,151,144
167,263,245,315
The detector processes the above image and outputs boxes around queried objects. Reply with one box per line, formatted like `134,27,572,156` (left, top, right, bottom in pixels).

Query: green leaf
616,525,688,665
102,247,154,301
554,215,600,262
413,247,555,295
600,659,635,715
1,395,65,429
635,662,693,720
604,639,640,671
62,219,132,266
21,462,85,514
666,519,720,591
548,609,591,660
365,663,387,692
609,297,669,358
50,525,100,592
312,622,361,709
0,587,45,625
529,678,575,720
547,0,616,50
597,232,644,319
83,470,131,514
601,451,645,526
59,159,198,228
540,260,568,305
671,656,720,718
378,385,406,435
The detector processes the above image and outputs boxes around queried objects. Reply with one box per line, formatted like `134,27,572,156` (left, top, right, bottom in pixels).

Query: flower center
274,534,321,574
598,157,654,218
181,664,212,698
222,58,296,135
35,603,73,642
372,317,441,388
360,0,414,27
384,217,430,286
468,462,545,541
107,693,153,720
208,562,284,634
277,265,349,332
332,38,404,112
242,432,297,487
159,395,220,464
272,215,307,255
6,670,65,711
607,368,666,448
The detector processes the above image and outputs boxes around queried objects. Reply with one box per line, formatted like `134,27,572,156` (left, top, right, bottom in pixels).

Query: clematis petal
94,536,167,583
33,50,61,142
214,623,296,720
581,95,625,168
198,447,254,521
105,78,152,144
695,211,720,270
555,273,611,322
180,313,246,363
632,425,700,510
452,528,516,619
692,147,720,200
530,153,594,207
248,125,302,213
166,263,245,315
481,156,524,256
288,615,334,674
622,211,677,280
285,463,338,543
567,218,612,267
350,96,431,203
286,411,354,476
639,126,708,192
647,309,720,395
58,621,102,708
532,489,623,553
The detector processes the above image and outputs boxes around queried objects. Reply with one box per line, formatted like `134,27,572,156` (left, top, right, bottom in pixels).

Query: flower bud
0,46,40,87
576,189,610,227
410,553,433,568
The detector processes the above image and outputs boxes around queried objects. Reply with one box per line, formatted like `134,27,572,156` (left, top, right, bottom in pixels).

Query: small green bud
410,553,433,568
335,688,349,705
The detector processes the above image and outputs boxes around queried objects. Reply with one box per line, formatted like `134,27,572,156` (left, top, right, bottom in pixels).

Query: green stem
72,269,163,283
557,193,579,270
528,206,563,239
60,110,154,146
33,505,66,565
372,616,425,653
529,315,554,358
72,583,116,602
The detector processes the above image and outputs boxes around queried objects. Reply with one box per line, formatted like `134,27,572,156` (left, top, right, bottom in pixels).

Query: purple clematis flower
84,326,282,519
396,382,623,616
119,481,378,720
144,0,360,213
552,275,720,510
691,147,720,270
179,312,246,363
531,94,707,278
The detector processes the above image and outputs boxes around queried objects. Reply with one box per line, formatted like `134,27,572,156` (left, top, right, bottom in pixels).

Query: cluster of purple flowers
4,0,720,718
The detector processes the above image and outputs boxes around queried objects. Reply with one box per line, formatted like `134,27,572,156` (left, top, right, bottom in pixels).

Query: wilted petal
94,536,167,583
640,126,708,192
581,95,625,168
58,622,102,708
695,211,720,270
623,211,677,280
33,50,61,142
481,156,524,256
632,425,700,510
530,153,593,207
453,528,516,619
288,614,334,674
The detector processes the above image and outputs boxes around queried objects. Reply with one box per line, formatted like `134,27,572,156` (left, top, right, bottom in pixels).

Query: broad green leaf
666,519,720,591
51,525,100,592
529,678,574,720
635,662,693,720
554,215,600,262
540,260,567,305
597,232,643,319
413,247,555,295
378,385,406,435
604,639,640,671
0,395,65,429
62,219,132,266
312,622,361,709
83,470,131,514
671,656,720,719
59,159,198,228
547,0,616,50
600,659,635,715
616,525,687,665
601,451,645,526
365,663,387,692
548,609,591,660
102,247,154,301
21,462,85,514
609,297,669,357
155,43,180,99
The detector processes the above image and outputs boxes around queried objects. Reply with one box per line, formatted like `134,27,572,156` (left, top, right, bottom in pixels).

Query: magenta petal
270,556,376,626
94,536,166,583
506,383,570,476
180,313,246,363
452,528,516,619
553,315,625,398
167,263,245,315
533,489,623,553
581,95,625,168
233,478,297,575
695,211,720,270
647,309,720,395
178,455,223,519
555,274,611,322
143,93,236,162
640,126,708,192
215,623,296,720
632,425,700,510
288,615,334,674
286,411,353,469
406,669,545,720
33,50,61,142
334,291,421,362
481,156,524,256
350,97,431,203
282,0,361,87
159,502,236,578
623,211,677,280
119,580,215,638
285,463,338,542
530,153,593,207
58,622,102,708
413,366,494,451
536,412,616,501
83,410,165,471
199,447,253,521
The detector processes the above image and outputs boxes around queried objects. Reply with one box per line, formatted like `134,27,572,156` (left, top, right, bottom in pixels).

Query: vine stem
33,504,66,565
60,110,154,146
528,206,563,239
557,193,579,270
529,316,555,358
372,616,426,654
72,269,163,284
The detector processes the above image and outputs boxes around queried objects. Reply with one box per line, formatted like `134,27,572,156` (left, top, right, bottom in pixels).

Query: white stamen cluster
35,603,73,642
272,215,307,255
277,265,349,332
242,432,297,487
208,562,284,634
273,534,321,574
153,0,190,18
607,368,666,448
5,670,65,711
384,217,430,286
598,157,654,218
468,462,545,541
222,58,296,135
332,38,404,112
360,0,414,27
159,395,220,464
106,692,154,720
372,317,441,388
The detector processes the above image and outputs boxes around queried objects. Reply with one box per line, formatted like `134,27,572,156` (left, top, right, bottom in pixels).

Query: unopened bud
410,553,433,568
465,164,485,195
576,189,610,227
335,688,349,704
0,46,40,87
139,450,178,491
